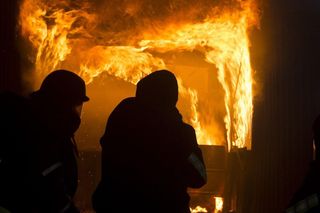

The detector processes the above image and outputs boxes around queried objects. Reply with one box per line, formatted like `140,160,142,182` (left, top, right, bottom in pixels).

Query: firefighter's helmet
33,70,89,104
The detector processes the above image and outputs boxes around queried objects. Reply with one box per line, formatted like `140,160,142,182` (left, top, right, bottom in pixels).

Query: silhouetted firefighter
92,70,207,213
0,70,89,213
286,115,320,213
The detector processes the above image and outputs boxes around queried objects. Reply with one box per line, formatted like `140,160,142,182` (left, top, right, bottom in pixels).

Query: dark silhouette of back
0,92,32,212
92,70,206,213
285,115,320,213
0,70,89,213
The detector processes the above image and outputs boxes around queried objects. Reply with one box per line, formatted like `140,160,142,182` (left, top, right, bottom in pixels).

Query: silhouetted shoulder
0,91,31,129
182,123,196,133
114,97,135,110
0,91,35,157
0,91,28,109
181,122,198,145
100,97,136,145
107,97,136,121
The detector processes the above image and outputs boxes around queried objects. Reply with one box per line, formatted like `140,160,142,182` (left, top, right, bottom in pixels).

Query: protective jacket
286,161,320,213
93,70,206,213
0,92,79,213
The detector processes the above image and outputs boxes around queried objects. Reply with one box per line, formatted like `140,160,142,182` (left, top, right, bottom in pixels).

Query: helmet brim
82,96,90,102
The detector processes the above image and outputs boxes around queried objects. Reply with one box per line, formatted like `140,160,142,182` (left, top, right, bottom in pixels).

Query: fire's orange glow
79,46,166,85
215,197,224,212
190,206,208,213
19,0,96,80
19,0,259,150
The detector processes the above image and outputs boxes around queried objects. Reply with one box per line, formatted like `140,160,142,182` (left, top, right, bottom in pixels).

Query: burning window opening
18,0,259,152
18,1,259,210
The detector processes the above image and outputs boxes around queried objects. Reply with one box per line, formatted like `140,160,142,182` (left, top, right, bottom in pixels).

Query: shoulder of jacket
182,122,196,132
119,97,135,105
0,92,31,118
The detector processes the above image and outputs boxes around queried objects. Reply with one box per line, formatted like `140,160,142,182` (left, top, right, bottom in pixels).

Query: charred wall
248,1,320,213
0,0,22,93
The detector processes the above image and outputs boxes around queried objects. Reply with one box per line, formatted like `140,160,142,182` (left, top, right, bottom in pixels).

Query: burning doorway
18,0,260,212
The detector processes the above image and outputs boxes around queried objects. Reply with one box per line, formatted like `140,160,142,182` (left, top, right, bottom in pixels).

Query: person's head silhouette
31,70,89,136
32,70,89,107
136,70,178,110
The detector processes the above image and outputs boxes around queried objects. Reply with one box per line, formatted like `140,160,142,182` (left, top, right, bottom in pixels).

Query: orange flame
19,0,259,149
214,197,224,212
178,79,214,145
190,206,208,213
19,0,96,85
79,46,166,85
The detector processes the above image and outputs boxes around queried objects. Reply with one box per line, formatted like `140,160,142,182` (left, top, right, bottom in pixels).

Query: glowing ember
190,206,208,213
19,0,259,149
215,197,224,212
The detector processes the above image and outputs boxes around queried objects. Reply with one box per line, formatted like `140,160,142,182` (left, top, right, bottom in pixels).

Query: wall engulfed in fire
18,0,259,151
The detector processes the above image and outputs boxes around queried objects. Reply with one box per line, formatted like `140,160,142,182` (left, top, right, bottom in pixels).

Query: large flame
19,0,259,150
19,0,96,79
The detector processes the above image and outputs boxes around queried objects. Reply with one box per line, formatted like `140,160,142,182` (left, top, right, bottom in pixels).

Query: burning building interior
1,0,320,212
